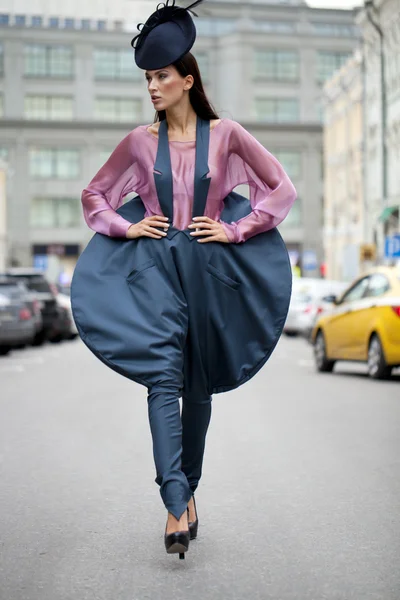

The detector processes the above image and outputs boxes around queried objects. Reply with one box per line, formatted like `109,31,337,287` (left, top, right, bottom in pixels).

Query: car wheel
32,331,46,346
284,331,298,337
49,334,63,343
314,331,335,373
0,345,12,356
367,335,392,380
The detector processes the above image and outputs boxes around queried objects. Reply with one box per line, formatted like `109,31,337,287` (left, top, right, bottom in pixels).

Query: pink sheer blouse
81,118,297,244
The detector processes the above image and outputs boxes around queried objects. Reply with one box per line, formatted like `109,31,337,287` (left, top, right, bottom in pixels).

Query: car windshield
10,276,52,293
0,283,21,297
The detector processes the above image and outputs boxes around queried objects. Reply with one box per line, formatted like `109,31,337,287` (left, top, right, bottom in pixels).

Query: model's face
145,65,193,110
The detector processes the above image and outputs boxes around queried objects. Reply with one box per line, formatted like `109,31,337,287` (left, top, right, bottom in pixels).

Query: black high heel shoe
164,518,190,560
187,495,199,540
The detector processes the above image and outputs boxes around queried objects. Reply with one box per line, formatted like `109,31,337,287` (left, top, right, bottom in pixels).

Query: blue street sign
384,235,400,259
33,254,48,271
302,249,318,271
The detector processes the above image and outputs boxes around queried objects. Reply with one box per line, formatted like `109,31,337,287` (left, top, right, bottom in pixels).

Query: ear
183,75,194,91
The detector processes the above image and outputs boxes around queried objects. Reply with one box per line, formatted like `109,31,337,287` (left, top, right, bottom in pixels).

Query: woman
72,0,296,560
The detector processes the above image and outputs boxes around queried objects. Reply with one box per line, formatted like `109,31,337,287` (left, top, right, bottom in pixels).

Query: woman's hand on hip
126,216,169,239
188,217,230,243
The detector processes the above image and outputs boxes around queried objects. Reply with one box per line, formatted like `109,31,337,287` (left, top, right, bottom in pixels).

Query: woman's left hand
188,217,230,243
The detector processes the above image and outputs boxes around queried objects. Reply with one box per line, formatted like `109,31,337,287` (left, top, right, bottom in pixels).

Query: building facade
0,1,358,280
0,0,145,22
323,51,365,281
357,0,400,260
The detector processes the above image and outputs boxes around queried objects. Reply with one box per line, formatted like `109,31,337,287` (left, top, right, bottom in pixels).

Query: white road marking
2,356,45,365
298,359,314,368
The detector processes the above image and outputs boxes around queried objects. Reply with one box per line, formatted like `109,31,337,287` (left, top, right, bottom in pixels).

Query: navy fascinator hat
131,0,204,70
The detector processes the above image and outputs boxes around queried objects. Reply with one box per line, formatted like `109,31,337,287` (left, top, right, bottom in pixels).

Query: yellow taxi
312,267,400,379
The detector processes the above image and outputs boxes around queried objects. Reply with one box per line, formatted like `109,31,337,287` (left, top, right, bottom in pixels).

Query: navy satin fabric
71,191,292,395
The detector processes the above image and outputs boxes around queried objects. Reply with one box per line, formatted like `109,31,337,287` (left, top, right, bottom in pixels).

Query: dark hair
154,52,219,122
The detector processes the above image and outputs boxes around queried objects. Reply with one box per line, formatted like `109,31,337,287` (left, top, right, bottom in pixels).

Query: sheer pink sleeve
220,121,297,244
81,130,143,237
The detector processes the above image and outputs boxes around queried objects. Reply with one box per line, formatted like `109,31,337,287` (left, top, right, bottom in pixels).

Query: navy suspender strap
153,118,174,221
192,116,211,219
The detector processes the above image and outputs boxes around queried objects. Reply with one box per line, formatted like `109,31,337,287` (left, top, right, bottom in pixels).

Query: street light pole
364,0,388,214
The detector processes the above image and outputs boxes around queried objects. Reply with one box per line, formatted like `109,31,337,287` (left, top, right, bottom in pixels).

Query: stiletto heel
187,495,199,540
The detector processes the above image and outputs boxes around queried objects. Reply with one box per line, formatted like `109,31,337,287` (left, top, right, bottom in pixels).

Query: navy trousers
138,227,219,520
149,386,211,520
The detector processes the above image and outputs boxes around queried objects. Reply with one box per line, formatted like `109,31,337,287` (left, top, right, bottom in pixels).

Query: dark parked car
0,276,43,347
0,280,36,355
5,268,70,344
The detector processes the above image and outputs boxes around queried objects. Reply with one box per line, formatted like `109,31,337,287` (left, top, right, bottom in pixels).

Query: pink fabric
81,119,297,243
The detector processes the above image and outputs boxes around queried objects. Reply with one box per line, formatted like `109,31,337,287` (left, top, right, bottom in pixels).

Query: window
25,95,73,120
49,17,59,28
15,15,26,26
0,94,3,118
270,150,301,179
196,53,209,83
81,19,91,30
255,98,299,123
195,18,236,36
253,21,295,34
0,44,3,75
254,49,299,81
0,147,9,161
317,51,351,83
0,15,10,26
31,16,42,27
98,149,114,167
31,197,80,228
29,148,80,179
365,274,391,298
340,277,370,303
94,48,141,80
97,20,106,31
315,99,323,123
24,44,73,78
65,19,75,29
312,23,357,37
94,97,141,122
280,197,302,227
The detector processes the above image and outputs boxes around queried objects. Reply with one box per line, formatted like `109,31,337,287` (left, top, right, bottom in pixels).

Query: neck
165,100,198,135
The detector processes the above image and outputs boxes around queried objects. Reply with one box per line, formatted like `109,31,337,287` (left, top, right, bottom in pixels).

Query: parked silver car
284,278,348,339
5,268,67,345
0,281,36,355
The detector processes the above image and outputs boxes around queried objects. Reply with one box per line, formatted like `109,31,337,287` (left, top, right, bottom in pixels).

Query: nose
148,80,157,94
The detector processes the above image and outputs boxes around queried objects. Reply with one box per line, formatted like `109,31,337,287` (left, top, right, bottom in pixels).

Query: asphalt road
0,337,399,600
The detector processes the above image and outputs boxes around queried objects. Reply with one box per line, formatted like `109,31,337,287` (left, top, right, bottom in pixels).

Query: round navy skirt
71,192,292,395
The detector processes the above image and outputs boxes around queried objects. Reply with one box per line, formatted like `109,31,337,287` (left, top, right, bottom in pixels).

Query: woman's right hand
126,215,170,239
